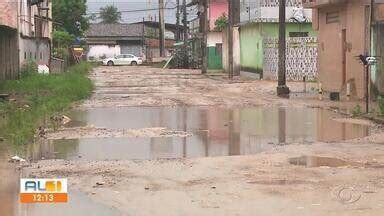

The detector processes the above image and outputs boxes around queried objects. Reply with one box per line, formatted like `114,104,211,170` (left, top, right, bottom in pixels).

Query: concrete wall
222,27,241,73
239,22,316,73
87,45,121,61
313,0,371,98
19,38,50,66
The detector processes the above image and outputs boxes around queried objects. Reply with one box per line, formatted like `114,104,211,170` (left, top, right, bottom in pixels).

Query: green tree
99,5,122,24
52,31,75,59
214,13,228,32
53,0,89,37
53,31,75,48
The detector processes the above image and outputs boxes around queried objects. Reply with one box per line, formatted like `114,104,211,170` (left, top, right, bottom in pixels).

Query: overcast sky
87,0,197,24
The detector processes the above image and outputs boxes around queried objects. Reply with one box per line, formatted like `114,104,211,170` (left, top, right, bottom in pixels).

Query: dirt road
26,66,384,216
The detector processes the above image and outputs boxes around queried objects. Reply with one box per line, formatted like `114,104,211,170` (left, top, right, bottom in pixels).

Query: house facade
239,0,315,77
0,0,52,81
19,0,52,67
303,0,384,98
0,0,19,80
86,22,179,62
206,0,228,70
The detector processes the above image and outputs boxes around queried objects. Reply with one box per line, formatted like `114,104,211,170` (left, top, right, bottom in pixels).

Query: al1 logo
20,178,68,203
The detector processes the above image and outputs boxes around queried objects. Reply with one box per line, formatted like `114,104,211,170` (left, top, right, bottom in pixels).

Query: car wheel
107,61,114,66
131,61,137,66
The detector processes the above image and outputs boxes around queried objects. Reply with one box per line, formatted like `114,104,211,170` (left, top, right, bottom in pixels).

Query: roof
86,23,143,37
132,21,184,31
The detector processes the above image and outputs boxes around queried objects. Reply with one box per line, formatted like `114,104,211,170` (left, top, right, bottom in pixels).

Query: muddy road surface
21,66,384,216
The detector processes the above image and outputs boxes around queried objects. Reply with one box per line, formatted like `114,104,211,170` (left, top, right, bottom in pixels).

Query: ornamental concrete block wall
263,37,318,81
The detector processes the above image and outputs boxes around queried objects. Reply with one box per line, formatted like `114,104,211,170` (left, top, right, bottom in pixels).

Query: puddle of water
289,156,360,167
29,106,370,161
22,190,119,216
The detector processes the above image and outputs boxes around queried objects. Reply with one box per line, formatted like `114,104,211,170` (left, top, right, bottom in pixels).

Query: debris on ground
9,155,26,163
37,126,46,138
95,181,105,186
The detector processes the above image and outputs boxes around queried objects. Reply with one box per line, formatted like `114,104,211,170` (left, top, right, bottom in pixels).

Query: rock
96,181,105,186
144,186,150,190
211,186,216,189
61,115,71,125
0,137,4,142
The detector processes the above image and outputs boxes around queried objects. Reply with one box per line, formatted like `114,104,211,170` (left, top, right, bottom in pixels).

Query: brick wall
0,0,18,29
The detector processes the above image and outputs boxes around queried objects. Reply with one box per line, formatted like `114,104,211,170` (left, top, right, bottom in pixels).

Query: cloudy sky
87,0,198,24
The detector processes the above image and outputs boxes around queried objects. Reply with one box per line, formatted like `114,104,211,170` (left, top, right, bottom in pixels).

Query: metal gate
120,44,141,56
0,27,19,81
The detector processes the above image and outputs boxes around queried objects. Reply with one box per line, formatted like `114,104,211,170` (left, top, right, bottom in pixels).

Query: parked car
102,54,143,66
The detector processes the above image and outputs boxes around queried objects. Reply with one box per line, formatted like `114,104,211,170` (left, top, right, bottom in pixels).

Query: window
40,52,43,60
116,55,124,59
24,52,27,60
289,32,309,37
326,11,339,24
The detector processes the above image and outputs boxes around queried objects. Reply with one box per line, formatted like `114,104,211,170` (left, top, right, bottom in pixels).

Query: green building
239,22,317,75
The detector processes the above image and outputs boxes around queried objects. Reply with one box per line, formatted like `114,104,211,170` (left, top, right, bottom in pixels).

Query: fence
50,57,67,74
263,37,318,81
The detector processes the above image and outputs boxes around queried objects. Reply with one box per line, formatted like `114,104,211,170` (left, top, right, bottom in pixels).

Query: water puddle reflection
27,106,370,161
289,156,359,168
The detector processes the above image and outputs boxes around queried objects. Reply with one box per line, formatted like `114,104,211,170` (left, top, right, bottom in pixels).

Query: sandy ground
78,66,361,110
26,66,384,216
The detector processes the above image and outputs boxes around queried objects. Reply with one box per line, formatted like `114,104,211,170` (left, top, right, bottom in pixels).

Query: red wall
209,0,228,31
0,0,18,29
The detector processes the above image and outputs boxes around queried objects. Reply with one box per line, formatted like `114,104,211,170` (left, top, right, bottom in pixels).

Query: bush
0,62,93,146
20,60,38,78
352,104,362,117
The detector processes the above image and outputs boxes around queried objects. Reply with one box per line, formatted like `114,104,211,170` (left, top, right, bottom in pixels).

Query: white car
102,54,143,66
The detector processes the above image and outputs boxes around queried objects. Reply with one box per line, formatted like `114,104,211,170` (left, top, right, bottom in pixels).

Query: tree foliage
52,31,75,58
53,31,75,48
52,0,89,37
214,13,228,32
99,5,122,24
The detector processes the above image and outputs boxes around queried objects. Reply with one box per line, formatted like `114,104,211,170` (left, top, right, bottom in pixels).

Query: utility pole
277,0,290,96
176,0,180,41
228,0,240,78
182,0,188,68
200,0,208,74
142,17,145,59
228,0,234,79
159,0,165,57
